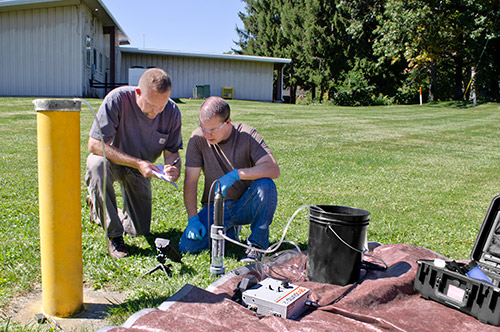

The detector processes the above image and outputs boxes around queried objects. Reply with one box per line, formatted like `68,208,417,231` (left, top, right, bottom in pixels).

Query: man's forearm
237,155,280,181
164,151,180,165
184,182,199,218
88,137,157,178
89,137,141,169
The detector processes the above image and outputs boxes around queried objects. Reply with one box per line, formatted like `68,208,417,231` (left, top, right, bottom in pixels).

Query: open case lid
471,194,500,268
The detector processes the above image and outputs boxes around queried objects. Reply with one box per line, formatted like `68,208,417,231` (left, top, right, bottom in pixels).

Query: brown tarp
97,244,500,332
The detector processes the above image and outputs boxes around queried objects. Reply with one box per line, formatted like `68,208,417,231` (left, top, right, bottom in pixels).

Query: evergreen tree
336,0,391,105
301,0,343,101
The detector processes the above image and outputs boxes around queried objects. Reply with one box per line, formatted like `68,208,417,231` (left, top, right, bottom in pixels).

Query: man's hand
215,169,240,197
153,164,180,182
162,162,180,182
163,153,181,182
137,160,161,178
185,215,206,240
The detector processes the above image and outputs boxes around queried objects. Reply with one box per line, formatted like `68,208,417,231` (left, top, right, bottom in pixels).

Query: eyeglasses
198,120,228,134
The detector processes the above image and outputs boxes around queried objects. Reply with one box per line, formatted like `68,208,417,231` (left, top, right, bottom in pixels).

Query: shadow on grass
107,293,171,325
124,230,184,257
426,100,487,108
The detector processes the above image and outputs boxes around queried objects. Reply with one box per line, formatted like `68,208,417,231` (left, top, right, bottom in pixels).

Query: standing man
86,68,182,259
179,96,279,262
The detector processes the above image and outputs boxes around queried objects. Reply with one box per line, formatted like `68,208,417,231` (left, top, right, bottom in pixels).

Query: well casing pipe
34,99,83,317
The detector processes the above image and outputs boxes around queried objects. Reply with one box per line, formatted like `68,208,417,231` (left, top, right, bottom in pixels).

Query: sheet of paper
153,165,178,189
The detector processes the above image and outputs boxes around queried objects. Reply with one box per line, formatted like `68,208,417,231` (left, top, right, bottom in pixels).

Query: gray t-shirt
89,86,183,163
185,122,272,205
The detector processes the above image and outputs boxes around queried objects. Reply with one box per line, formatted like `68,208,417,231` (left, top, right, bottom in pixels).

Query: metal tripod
143,253,172,278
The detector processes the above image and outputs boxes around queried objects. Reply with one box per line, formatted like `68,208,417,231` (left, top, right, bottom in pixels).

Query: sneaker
108,236,128,259
240,246,263,263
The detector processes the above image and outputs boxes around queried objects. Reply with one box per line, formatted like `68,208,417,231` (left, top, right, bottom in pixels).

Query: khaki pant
86,154,152,238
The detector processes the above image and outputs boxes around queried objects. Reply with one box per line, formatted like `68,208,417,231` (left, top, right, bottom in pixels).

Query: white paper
153,165,178,189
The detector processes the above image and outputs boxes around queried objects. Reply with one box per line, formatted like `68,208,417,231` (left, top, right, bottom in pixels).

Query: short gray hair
138,68,171,93
199,96,230,121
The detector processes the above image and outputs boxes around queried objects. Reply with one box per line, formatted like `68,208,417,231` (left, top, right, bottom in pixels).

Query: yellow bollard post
34,99,83,317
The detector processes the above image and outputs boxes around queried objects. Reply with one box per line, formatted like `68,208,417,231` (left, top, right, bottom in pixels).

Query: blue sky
101,0,247,54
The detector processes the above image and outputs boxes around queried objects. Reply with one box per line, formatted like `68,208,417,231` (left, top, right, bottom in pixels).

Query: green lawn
1,98,499,329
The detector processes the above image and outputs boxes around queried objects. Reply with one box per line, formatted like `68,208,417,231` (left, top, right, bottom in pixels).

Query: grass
1,97,500,330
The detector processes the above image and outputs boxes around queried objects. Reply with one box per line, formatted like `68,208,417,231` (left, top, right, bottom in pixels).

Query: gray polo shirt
89,86,183,163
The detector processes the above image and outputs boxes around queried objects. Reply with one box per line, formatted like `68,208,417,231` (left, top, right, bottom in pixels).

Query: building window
86,36,92,66
99,52,103,72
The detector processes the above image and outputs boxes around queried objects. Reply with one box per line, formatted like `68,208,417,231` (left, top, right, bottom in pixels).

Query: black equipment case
414,194,500,325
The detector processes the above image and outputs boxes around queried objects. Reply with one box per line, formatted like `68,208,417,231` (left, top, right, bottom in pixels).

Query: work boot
108,236,128,259
240,245,263,263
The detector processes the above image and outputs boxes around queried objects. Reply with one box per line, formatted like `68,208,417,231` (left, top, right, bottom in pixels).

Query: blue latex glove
216,169,240,197
185,215,206,240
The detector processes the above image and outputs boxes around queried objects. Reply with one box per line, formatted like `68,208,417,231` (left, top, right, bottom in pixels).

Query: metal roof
120,47,292,64
0,0,130,44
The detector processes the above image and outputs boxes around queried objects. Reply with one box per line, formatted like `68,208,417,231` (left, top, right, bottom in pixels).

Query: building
0,0,291,102
0,0,130,98
120,48,290,102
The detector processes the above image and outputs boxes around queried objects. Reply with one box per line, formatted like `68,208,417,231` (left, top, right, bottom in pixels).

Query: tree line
234,0,500,105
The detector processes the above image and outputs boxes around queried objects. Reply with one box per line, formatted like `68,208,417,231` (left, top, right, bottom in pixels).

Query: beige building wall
0,5,83,97
120,51,274,102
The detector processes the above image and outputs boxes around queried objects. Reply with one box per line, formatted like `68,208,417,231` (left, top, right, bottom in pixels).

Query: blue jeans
179,178,277,253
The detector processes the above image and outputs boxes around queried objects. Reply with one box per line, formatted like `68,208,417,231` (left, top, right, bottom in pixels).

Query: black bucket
306,205,369,286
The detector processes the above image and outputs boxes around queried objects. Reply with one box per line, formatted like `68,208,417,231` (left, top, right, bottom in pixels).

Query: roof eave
0,0,130,45
120,47,292,64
